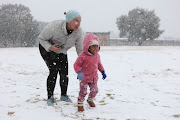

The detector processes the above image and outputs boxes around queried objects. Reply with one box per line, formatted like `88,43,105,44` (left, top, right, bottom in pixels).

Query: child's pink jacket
74,33,104,83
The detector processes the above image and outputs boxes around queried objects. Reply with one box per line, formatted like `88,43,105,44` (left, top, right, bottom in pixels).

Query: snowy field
1,46,180,120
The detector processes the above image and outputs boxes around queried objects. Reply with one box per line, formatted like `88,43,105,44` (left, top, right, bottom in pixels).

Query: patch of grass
173,114,180,118
8,112,15,116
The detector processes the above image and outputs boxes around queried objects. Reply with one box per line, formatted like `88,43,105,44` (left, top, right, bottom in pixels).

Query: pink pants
78,81,98,102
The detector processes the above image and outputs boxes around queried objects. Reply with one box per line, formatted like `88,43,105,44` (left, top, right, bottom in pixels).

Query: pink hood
83,33,100,55
74,33,104,83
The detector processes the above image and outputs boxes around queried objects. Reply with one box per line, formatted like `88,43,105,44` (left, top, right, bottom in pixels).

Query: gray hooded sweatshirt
38,20,84,55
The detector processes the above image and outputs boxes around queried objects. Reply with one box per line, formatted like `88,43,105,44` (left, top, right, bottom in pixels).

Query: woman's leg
39,44,59,99
46,67,58,99
58,53,69,96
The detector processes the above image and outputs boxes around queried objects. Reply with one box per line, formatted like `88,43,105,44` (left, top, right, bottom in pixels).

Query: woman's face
68,17,81,31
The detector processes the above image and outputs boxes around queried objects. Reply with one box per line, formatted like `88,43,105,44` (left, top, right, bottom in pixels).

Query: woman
38,10,84,106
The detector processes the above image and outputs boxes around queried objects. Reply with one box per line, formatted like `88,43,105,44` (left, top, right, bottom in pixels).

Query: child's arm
98,55,107,80
74,54,85,80
98,55,104,72
74,53,84,73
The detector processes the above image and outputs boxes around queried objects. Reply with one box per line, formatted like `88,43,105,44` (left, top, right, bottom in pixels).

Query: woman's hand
49,44,62,51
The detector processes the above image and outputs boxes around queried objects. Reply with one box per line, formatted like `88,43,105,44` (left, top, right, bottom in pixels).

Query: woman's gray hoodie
38,20,84,55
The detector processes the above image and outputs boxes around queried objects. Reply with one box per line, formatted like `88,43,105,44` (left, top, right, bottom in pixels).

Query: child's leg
87,82,98,107
88,82,98,99
78,81,88,102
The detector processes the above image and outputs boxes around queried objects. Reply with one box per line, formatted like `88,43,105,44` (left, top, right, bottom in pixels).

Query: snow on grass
0,46,180,120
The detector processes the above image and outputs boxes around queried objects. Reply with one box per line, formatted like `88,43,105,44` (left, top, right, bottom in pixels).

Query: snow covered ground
1,46,180,120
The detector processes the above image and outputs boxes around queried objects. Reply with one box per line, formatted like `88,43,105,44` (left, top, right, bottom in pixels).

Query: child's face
89,45,98,55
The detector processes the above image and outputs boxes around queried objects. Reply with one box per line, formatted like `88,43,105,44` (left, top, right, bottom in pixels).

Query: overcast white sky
1,0,180,38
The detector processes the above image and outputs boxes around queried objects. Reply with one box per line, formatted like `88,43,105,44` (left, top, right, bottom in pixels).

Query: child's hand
101,71,107,80
77,71,84,80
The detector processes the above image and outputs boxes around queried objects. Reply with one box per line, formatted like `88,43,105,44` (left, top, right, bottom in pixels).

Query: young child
74,33,107,112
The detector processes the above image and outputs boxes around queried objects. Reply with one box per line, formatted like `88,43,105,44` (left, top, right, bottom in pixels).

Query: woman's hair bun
64,12,66,15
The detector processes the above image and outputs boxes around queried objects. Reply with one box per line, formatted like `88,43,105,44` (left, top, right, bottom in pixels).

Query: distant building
110,38,180,46
86,32,110,46
85,32,180,46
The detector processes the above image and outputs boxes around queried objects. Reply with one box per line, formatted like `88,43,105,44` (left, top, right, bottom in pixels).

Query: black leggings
39,44,69,99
